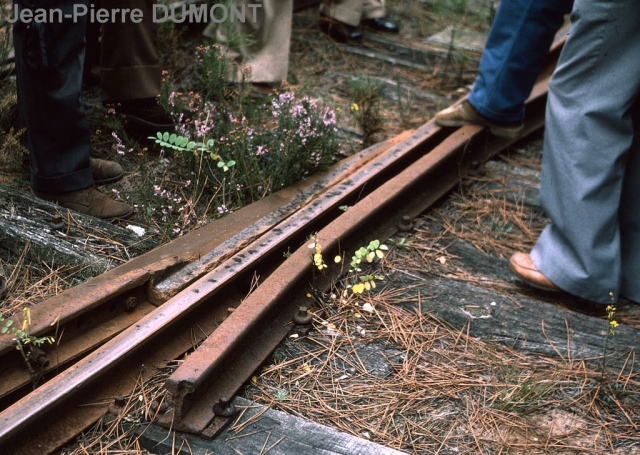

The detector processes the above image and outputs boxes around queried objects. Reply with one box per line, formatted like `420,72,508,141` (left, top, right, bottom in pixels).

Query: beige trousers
203,0,292,84
319,0,386,27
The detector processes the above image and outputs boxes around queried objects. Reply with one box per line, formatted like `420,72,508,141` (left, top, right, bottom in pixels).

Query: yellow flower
610,320,619,329
350,103,359,112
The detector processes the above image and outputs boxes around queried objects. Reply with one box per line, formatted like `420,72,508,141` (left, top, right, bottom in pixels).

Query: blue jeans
467,0,573,124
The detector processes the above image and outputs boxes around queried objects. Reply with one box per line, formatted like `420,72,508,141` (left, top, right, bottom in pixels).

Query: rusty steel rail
0,125,446,452
160,75,552,435
0,131,412,400
0,29,567,454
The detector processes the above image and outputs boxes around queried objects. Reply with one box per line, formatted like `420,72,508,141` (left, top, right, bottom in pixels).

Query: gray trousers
319,0,386,26
531,0,640,304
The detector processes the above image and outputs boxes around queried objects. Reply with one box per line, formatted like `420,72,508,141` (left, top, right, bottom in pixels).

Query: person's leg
468,0,572,124
530,0,640,304
361,0,398,33
99,0,173,134
619,99,640,303
83,17,101,87
100,0,161,101
13,0,132,219
318,0,364,42
319,0,363,27
13,0,93,193
204,0,292,85
362,0,385,20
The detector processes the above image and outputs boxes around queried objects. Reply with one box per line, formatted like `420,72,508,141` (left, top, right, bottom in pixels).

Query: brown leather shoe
34,187,133,221
509,252,561,292
435,100,524,139
91,158,124,185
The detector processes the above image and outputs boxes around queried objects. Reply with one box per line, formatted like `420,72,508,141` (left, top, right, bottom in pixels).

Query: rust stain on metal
0,267,151,355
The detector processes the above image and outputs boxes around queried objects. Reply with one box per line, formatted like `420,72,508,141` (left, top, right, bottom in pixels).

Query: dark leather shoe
104,98,175,134
319,16,363,43
251,82,277,97
509,253,561,292
34,187,134,221
0,275,7,301
361,17,400,34
91,158,124,185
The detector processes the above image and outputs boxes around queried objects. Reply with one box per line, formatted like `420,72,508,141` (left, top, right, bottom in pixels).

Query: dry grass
243,283,640,454
1,247,99,315
57,268,640,454
239,139,640,454
60,362,180,455
0,209,153,316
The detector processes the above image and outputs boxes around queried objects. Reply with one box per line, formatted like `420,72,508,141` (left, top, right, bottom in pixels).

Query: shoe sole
489,125,524,140
436,119,524,140
106,208,135,222
361,23,399,34
508,261,561,293
34,191,134,221
60,205,134,222
94,172,124,186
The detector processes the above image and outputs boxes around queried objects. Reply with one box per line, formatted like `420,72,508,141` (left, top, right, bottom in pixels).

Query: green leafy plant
345,77,384,147
274,389,288,401
137,43,340,239
195,43,234,103
350,240,389,270
308,238,328,272
351,273,385,294
349,240,388,294
1,308,56,380
309,238,388,295
149,132,236,172
388,237,412,251
493,373,554,413
147,84,339,238
0,308,55,347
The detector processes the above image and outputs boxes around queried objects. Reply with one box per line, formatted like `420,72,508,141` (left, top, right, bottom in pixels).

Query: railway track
0,32,564,455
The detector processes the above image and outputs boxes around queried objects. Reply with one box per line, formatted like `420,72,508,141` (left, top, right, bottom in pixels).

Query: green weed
345,77,384,148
